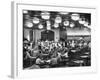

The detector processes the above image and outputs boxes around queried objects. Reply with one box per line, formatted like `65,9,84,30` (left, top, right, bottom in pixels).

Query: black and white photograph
23,10,91,69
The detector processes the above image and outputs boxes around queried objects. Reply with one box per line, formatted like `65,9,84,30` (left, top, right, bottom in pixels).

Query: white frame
11,1,97,78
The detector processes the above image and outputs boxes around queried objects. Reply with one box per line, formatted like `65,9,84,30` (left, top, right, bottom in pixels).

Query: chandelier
23,10,28,14
55,15,62,23
63,20,69,26
24,11,90,30
54,23,59,28
25,21,33,28
41,12,50,20
32,17,39,24
38,24,43,29
70,22,75,28
71,14,80,21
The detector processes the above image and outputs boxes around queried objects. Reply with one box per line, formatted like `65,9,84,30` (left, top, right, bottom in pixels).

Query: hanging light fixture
41,12,50,20
32,17,39,24
70,22,75,28
23,10,28,14
71,13,80,21
54,23,59,28
55,15,62,23
84,22,91,29
24,14,30,20
87,25,91,29
84,21,89,27
38,24,43,29
79,18,85,24
63,20,69,26
25,21,33,28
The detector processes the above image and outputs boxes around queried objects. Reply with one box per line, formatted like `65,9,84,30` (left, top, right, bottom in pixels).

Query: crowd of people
23,38,91,69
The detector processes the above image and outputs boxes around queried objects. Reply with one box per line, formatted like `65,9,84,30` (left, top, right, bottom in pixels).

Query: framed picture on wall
11,1,97,78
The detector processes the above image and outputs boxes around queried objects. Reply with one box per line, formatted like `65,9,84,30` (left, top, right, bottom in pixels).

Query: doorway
41,30,54,41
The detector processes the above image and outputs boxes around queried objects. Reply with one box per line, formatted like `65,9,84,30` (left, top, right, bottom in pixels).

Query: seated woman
23,50,37,68
49,50,59,67
35,57,45,66
23,42,37,68
59,49,69,66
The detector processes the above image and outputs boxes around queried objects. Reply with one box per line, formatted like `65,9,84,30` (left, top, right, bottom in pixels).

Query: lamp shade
41,12,50,20
54,23,59,28
24,14,30,20
71,14,80,21
25,21,33,28
23,10,28,14
70,22,75,28
55,16,62,23
32,17,39,24
63,20,69,26
38,24,43,29
84,21,89,27
79,18,85,24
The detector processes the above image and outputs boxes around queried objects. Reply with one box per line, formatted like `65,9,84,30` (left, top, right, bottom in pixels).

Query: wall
24,28,30,41
0,0,100,80
34,29,60,42
24,28,90,42
67,29,91,36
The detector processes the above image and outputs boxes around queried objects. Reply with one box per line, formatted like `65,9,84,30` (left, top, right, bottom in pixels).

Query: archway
41,30,54,41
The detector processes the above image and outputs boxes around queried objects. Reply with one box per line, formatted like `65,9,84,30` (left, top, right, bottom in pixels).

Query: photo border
11,1,97,78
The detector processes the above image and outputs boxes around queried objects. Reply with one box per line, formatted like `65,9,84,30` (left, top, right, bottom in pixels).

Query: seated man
23,50,37,68
35,57,45,65
50,57,58,67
